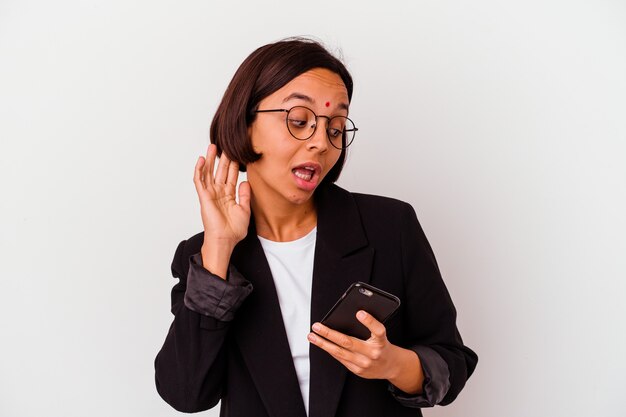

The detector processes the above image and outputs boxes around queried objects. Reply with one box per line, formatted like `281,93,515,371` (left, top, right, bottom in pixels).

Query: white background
1,1,625,416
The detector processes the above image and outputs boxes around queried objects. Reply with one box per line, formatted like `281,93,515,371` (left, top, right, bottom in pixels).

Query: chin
286,190,316,205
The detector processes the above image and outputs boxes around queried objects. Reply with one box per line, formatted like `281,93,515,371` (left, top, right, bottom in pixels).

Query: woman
155,38,477,417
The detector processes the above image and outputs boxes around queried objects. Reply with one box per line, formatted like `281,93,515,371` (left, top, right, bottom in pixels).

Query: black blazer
155,184,477,417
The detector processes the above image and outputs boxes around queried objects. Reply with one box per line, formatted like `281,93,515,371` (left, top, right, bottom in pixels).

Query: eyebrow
282,92,349,111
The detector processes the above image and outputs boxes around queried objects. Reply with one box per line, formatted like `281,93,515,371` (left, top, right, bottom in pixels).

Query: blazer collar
231,184,375,417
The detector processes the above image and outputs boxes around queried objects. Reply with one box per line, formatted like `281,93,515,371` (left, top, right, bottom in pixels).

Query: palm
194,144,251,247
200,184,250,243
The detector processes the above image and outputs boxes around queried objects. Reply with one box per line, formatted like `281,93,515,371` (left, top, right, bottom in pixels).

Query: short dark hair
210,37,354,185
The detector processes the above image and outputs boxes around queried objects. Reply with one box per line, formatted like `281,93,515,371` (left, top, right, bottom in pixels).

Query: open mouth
292,166,315,181
291,163,321,191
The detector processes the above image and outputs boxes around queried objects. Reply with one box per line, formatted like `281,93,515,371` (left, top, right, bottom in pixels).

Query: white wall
1,1,625,416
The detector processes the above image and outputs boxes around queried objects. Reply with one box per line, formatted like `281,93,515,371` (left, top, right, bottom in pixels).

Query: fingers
309,318,392,380
238,181,251,212
311,322,357,350
205,143,217,184
226,159,240,186
308,331,363,366
194,143,247,207
214,150,231,184
356,310,387,339
194,155,207,196
194,144,216,190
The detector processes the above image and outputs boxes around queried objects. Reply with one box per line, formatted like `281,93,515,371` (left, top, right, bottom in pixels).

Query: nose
306,116,330,153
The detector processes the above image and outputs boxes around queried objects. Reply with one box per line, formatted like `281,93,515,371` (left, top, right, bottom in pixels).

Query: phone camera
359,288,373,297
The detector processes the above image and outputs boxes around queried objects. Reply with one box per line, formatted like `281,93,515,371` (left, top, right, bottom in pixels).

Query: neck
251,190,317,242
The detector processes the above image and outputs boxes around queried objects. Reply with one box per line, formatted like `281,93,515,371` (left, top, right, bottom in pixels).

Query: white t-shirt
257,227,316,416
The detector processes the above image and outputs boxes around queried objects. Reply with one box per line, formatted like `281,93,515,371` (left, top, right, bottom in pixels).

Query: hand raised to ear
193,143,251,279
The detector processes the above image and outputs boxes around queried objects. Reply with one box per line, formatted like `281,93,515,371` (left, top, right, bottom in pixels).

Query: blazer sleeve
154,239,253,412
395,202,478,406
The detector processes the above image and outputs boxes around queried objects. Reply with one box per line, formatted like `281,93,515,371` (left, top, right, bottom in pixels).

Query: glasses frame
253,106,358,150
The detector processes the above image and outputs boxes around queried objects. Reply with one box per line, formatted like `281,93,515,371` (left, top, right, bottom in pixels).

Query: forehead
268,68,349,104
289,68,347,92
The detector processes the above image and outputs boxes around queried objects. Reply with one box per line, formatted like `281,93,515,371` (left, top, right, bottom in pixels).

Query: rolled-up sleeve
388,345,451,408
183,252,253,322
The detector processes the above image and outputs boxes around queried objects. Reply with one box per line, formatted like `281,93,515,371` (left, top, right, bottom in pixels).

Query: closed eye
328,128,343,138
287,117,308,128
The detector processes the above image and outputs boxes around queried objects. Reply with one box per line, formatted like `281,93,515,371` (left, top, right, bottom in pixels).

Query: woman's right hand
193,143,251,279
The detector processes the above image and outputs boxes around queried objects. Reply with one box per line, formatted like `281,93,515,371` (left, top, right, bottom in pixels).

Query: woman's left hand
308,310,400,381
308,310,425,395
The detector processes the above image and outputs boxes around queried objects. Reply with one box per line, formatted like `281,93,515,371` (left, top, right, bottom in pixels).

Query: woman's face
247,67,348,207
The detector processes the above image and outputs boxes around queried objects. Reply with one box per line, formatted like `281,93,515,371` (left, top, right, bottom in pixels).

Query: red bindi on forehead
325,101,330,107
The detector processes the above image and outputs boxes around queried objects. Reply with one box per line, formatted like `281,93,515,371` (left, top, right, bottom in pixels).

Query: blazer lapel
309,184,375,417
231,220,308,417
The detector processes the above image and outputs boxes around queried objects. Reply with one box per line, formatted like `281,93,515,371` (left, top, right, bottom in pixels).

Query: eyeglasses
253,106,358,150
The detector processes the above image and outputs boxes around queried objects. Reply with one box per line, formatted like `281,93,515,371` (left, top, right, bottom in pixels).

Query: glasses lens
328,116,356,149
286,107,315,140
